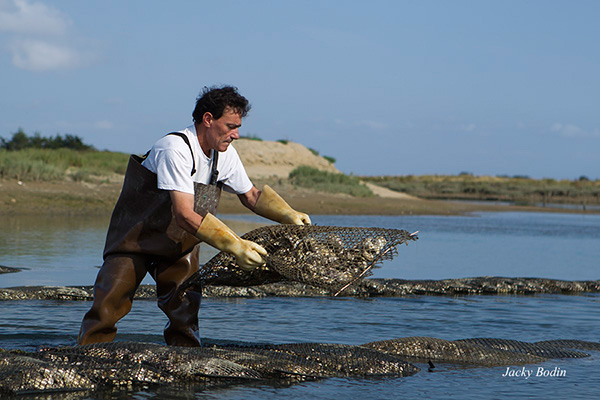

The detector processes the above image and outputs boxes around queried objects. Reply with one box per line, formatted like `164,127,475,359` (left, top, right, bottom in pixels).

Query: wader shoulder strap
210,150,219,185
141,132,220,182
166,132,196,176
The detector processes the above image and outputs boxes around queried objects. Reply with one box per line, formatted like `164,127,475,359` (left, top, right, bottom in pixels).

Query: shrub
240,134,262,141
323,155,336,164
289,166,373,197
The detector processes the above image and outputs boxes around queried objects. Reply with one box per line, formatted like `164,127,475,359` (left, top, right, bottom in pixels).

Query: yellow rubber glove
195,213,267,271
254,185,311,225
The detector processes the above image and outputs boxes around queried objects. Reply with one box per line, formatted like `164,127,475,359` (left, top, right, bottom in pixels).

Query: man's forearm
169,190,204,234
237,186,261,211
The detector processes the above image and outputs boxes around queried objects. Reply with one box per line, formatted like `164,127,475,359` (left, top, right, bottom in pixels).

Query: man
78,85,310,347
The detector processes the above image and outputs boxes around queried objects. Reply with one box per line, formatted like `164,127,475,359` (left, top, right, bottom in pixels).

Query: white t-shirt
142,125,253,195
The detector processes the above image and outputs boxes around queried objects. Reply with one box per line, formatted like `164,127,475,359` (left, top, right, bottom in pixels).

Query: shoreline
1,178,598,217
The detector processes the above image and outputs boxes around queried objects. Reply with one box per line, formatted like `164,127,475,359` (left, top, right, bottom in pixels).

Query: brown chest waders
78,136,222,347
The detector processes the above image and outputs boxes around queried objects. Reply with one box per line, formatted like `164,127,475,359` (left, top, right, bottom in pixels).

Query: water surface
1,211,599,399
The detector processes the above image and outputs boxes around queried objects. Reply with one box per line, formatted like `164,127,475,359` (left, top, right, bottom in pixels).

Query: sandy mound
232,139,416,200
233,139,339,179
362,182,419,200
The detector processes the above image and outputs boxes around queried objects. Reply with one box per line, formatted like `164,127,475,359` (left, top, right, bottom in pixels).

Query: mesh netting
185,225,418,295
207,342,419,378
534,339,600,352
454,338,590,359
1,338,598,395
0,341,418,395
361,337,582,366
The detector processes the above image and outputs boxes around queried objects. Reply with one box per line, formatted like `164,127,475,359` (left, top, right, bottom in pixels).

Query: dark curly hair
192,85,251,123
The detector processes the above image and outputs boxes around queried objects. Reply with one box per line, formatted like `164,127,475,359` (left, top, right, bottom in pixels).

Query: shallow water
2,295,599,399
2,211,599,286
1,211,600,399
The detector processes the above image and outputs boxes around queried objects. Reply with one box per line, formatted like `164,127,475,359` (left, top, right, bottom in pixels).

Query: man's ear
202,112,213,127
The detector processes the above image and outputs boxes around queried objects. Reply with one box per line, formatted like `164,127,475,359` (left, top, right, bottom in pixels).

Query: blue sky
1,0,598,179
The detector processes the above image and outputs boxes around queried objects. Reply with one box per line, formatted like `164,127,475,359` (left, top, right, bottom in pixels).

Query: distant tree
62,134,90,150
1,128,29,150
0,129,95,151
28,133,49,149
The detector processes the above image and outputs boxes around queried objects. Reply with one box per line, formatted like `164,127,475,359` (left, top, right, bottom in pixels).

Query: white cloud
10,38,80,71
0,0,69,35
459,123,476,132
0,0,92,71
93,120,114,130
551,123,600,138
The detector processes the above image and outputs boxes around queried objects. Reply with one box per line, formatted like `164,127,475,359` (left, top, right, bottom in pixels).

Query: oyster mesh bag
187,225,418,295
0,341,419,394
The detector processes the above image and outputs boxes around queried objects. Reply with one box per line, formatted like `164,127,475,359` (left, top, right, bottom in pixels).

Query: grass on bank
7,144,597,205
1,148,372,199
289,166,374,197
0,148,130,182
362,174,600,205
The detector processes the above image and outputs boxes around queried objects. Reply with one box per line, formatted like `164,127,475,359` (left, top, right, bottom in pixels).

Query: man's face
205,108,242,152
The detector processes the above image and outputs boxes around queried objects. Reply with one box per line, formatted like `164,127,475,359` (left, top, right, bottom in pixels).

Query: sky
1,0,599,180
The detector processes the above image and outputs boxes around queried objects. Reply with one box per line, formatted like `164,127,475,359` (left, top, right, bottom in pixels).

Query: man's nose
231,128,240,139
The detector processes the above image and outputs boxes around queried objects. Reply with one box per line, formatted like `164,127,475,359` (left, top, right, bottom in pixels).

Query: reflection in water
1,212,600,287
0,214,268,288
1,215,109,287
1,213,599,400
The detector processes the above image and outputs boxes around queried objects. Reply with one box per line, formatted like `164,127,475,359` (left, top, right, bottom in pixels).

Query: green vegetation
307,147,336,164
289,166,373,197
1,128,94,151
277,139,289,145
240,134,263,141
0,148,130,182
0,130,128,182
362,174,600,205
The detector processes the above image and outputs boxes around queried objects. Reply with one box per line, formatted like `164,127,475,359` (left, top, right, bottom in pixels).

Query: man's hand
253,185,311,225
235,239,268,271
195,213,267,271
